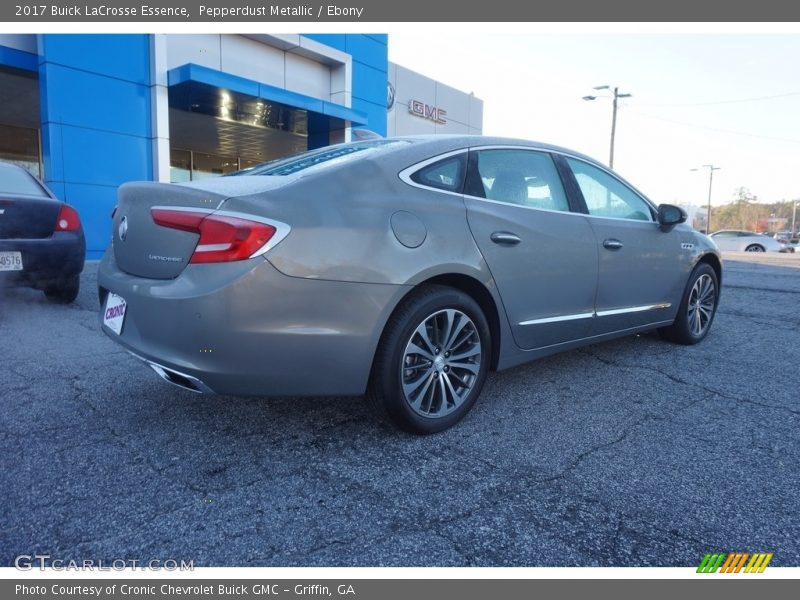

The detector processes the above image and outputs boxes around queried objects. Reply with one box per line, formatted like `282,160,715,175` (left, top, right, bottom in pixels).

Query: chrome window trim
519,303,671,326
151,206,291,258
398,144,659,224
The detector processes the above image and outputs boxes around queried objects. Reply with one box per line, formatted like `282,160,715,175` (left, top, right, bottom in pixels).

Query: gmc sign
408,99,447,125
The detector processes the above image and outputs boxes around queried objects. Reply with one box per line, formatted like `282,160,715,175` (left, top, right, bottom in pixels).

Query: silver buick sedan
98,136,722,434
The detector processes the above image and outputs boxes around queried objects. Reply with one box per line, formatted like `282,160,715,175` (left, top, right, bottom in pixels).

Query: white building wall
388,63,483,136
163,34,350,106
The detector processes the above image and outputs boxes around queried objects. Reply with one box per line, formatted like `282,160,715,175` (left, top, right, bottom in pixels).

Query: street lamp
582,85,632,169
691,165,721,234
792,199,798,237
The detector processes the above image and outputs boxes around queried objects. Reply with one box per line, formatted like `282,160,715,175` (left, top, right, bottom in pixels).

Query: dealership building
0,34,483,258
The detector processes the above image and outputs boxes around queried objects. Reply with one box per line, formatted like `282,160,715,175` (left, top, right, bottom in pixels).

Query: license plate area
103,292,127,335
0,251,23,271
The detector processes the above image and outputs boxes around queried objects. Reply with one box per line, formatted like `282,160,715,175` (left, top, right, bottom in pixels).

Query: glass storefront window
0,123,41,178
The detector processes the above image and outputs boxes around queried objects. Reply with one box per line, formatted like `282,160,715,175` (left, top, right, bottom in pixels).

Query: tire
368,285,491,434
43,275,80,304
658,263,718,345
745,244,765,252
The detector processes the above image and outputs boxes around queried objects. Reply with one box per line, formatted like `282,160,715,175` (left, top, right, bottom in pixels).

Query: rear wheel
43,275,80,304
745,244,765,252
658,263,718,345
368,285,491,434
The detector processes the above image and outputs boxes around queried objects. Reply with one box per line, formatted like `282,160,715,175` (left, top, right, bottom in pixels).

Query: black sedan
0,162,85,303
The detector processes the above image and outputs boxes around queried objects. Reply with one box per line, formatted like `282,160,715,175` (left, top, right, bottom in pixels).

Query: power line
636,91,800,108
626,109,800,144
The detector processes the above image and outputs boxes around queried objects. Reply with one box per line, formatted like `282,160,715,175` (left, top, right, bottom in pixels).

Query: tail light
55,204,81,232
151,209,277,263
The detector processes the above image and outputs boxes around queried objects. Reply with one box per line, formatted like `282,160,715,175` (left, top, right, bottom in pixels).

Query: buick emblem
387,82,395,110
118,216,128,241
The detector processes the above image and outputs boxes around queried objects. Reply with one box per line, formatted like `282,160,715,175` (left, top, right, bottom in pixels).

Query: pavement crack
580,350,800,417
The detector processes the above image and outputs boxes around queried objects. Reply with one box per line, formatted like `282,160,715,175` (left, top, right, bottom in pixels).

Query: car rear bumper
97,250,411,397
0,231,85,287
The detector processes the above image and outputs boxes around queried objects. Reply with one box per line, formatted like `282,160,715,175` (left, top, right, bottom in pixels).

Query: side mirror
657,204,687,232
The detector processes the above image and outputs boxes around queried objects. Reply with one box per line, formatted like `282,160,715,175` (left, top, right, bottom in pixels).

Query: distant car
774,236,795,253
98,136,722,434
709,230,783,253
0,162,85,302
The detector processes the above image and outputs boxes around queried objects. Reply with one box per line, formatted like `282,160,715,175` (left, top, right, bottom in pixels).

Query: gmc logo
408,99,447,125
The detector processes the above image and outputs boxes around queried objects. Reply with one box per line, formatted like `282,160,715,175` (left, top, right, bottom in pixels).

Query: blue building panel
351,98,388,137
0,45,37,72
39,122,65,183
304,33,388,135
345,35,388,72
168,63,260,98
364,34,389,45
38,34,151,85
352,62,388,105
62,182,119,259
40,64,151,138
59,125,153,187
38,34,154,258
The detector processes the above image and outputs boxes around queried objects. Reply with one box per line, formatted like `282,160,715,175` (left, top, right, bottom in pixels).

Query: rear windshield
237,139,408,177
0,166,48,197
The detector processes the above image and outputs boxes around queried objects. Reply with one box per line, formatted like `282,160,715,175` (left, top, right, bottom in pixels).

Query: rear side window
410,154,466,192
0,167,48,197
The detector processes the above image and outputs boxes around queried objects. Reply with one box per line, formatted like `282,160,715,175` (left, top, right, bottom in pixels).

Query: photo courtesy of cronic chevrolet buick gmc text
98,136,722,434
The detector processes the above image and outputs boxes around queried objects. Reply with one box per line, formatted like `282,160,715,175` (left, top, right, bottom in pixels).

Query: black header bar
3,1,800,22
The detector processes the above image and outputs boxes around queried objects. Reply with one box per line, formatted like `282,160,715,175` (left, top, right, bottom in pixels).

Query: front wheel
745,244,765,252
658,263,718,345
368,285,491,434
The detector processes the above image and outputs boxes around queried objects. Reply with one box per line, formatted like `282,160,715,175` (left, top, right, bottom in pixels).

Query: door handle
490,231,521,245
603,238,624,250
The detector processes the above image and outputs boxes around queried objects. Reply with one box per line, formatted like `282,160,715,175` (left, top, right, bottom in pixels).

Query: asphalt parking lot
1,252,798,567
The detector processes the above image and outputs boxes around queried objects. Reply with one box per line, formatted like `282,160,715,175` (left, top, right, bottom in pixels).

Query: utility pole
582,85,632,169
691,165,721,234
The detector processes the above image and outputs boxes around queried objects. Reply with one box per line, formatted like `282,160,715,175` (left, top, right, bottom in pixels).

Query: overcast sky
389,32,800,207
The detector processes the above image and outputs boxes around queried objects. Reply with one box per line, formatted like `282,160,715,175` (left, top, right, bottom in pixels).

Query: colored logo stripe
698,552,773,573
697,553,726,573
744,553,773,573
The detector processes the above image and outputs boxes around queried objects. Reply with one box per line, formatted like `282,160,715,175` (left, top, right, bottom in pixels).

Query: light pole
792,199,798,237
582,85,632,169
691,165,721,234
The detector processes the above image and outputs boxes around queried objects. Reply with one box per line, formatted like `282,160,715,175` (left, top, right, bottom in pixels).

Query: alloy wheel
400,309,482,418
687,273,716,337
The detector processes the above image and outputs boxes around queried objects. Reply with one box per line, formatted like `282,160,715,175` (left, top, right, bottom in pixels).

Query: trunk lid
111,182,230,279
111,176,292,279
0,196,62,240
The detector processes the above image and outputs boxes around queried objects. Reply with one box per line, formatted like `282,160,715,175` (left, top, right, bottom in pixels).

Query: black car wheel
369,285,491,434
745,244,765,252
658,263,718,345
43,275,80,304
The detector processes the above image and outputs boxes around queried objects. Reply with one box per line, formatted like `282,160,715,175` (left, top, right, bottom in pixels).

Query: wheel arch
696,252,722,291
375,272,503,373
